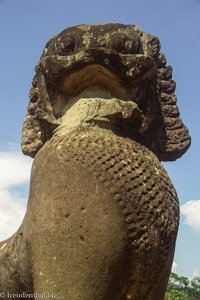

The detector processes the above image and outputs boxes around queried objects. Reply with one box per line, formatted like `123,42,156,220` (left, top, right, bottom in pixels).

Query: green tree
166,272,200,299
167,272,190,293
190,276,200,298
166,289,188,300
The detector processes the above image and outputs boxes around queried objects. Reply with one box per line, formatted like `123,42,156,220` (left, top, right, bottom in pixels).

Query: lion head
21,23,191,161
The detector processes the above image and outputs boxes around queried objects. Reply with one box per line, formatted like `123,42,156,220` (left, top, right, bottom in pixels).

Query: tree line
166,272,200,300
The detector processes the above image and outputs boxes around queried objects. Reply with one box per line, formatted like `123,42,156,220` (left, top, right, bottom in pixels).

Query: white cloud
0,189,26,241
181,200,200,231
0,151,31,189
0,148,32,241
172,261,178,273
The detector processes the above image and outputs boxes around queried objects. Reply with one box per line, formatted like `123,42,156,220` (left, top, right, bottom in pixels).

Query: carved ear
21,69,59,157
141,32,191,161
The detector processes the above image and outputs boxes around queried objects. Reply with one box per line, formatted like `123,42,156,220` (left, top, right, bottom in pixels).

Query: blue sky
0,0,199,279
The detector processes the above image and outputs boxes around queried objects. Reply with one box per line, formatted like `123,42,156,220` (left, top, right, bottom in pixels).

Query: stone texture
0,23,191,300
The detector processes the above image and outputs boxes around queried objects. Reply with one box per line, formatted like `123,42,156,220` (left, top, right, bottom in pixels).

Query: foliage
190,276,200,298
166,272,200,300
166,289,188,300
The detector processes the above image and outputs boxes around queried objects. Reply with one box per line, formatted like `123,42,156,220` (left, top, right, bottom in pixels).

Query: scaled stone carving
0,24,191,300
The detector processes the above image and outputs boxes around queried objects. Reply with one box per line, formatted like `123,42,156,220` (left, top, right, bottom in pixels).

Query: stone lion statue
0,24,190,300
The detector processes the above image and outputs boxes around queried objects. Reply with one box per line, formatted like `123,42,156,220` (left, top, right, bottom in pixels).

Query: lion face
22,24,190,161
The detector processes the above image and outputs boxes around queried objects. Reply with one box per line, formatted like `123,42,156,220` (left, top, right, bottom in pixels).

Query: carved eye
111,34,127,52
110,33,140,54
56,35,75,55
125,38,140,54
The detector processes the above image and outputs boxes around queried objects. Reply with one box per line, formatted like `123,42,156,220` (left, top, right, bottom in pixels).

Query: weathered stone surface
0,23,191,299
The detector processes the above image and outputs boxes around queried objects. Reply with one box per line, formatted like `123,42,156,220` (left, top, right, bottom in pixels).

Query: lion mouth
40,52,157,118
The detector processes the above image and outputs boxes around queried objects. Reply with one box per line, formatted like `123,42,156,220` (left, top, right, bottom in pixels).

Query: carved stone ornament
0,24,191,300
